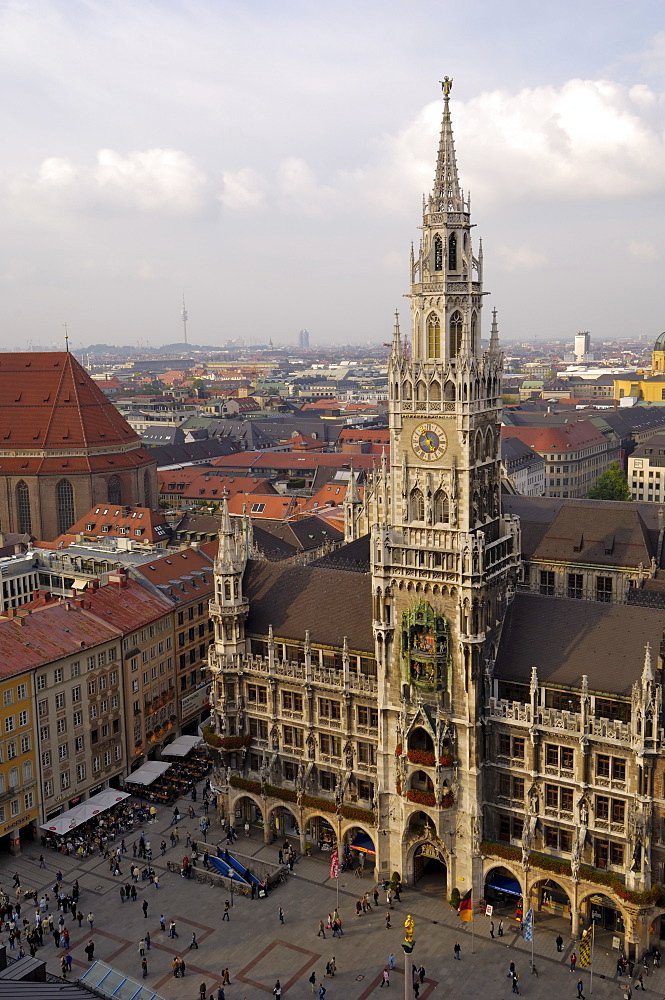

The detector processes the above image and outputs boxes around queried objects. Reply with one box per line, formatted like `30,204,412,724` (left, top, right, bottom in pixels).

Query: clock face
412,422,447,461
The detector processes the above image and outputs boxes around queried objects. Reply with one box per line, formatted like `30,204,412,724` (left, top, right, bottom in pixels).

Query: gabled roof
495,593,664,695
500,419,607,453
0,352,143,451
244,559,373,652
79,579,173,631
63,505,171,544
0,602,122,676
135,547,214,602
530,504,653,568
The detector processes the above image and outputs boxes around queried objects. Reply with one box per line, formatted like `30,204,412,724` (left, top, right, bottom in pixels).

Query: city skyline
0,1,663,348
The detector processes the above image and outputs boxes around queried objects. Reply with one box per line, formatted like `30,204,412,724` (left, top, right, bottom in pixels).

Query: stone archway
232,794,264,833
267,802,300,842
303,812,338,855
577,888,629,946
406,839,449,895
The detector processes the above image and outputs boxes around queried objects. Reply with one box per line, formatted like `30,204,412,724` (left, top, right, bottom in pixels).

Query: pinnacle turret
430,76,463,215
489,308,500,356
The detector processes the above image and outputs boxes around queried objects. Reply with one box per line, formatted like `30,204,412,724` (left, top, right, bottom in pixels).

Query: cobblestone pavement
1,789,662,1000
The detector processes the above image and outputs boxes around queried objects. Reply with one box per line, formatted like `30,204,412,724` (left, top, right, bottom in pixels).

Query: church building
207,81,665,957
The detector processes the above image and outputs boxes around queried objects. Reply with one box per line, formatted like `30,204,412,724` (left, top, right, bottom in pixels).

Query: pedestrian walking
199,982,207,1000
13,872,20,888
655,949,661,968
418,966,425,984
318,985,326,1000
139,939,146,957
498,918,504,936
142,899,149,918
85,940,95,962
273,979,282,998
636,974,645,991
169,920,178,938
171,957,179,978
309,971,316,994
278,906,284,923
556,934,564,952
577,978,585,999
141,957,148,978
373,889,380,907
178,957,186,977
570,952,577,972
190,932,199,949
222,900,230,921
145,931,151,950
159,914,166,932
217,990,225,1000
153,876,159,890
454,941,461,960
508,962,515,979
39,855,46,869
389,953,395,970
381,969,390,987
490,920,495,938
318,919,326,938
222,969,230,985
512,973,520,995
385,911,391,929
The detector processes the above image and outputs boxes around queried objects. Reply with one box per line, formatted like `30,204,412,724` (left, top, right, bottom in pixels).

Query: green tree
587,462,632,501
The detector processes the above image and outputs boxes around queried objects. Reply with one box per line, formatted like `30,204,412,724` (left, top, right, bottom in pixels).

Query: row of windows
539,571,613,602
0,734,32,761
15,474,153,536
36,656,117,689
123,621,168,649
2,682,28,704
3,709,30,732
0,791,34,823
247,719,375,764
43,748,122,796
246,686,377,727
177,604,208,625
0,761,33,790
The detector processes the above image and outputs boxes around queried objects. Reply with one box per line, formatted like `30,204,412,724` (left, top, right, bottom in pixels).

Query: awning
72,579,89,590
125,761,172,786
486,873,522,897
161,735,203,758
350,832,375,855
39,789,131,834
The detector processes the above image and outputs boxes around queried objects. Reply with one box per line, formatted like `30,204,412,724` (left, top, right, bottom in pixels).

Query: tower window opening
448,233,457,270
433,234,443,271
410,488,425,522
449,312,463,358
16,480,32,535
427,314,440,358
56,479,75,535
433,490,449,524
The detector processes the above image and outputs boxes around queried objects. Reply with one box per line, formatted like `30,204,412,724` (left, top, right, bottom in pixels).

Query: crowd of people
40,800,152,856
125,750,211,805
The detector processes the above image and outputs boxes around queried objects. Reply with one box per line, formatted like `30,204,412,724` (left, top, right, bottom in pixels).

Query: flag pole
531,905,534,972
590,919,595,994
471,887,475,955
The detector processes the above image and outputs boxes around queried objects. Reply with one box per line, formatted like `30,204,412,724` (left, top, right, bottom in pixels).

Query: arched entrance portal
413,842,447,894
484,866,523,923
344,826,375,872
233,795,263,831
270,805,299,841
305,815,336,853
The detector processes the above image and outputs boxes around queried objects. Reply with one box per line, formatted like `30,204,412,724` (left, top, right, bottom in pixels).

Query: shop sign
180,684,211,719
0,813,27,837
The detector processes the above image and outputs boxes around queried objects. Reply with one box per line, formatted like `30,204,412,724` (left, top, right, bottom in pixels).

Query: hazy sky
0,1,663,350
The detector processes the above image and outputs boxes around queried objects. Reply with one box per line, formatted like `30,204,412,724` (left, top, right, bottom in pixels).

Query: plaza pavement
0,786,661,1000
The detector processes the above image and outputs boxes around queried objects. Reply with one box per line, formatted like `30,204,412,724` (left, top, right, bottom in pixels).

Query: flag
578,927,592,967
329,850,339,880
458,889,473,922
523,908,533,943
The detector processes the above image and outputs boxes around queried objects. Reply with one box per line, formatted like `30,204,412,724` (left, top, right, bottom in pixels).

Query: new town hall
207,81,665,956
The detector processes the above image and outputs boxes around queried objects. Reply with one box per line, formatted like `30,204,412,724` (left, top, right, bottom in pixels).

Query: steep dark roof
531,504,653,568
313,534,371,573
151,438,237,467
495,593,664,695
244,559,373,652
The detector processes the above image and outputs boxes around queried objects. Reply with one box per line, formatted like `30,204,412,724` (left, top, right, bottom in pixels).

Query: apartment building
0,664,38,853
628,433,665,502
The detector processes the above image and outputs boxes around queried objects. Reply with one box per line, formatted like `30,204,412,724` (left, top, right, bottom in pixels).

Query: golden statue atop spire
441,76,453,97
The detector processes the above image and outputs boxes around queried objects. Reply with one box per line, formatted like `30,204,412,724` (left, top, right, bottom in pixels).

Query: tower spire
391,310,402,361
431,76,462,214
489,308,500,356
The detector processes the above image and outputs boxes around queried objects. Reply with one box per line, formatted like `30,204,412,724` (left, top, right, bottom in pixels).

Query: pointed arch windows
144,469,153,509
449,311,463,358
427,313,441,358
448,232,457,270
16,480,32,535
56,479,75,535
409,488,425,522
433,490,449,524
433,234,443,271
107,475,121,505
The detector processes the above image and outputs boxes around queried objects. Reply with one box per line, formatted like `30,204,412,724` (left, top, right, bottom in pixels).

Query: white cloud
277,157,339,216
356,79,665,210
219,168,265,211
7,148,210,218
495,245,547,272
628,239,658,261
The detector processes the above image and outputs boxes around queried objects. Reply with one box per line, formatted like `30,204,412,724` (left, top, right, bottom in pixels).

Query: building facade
206,83,665,956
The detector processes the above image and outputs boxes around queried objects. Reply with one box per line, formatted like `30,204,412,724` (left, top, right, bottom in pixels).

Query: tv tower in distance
181,294,188,345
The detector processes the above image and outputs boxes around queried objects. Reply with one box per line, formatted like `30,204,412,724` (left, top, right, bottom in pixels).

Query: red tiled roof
226,493,308,519
180,474,275,501
135,547,215,602
209,452,378,473
500,420,607,453
64,505,170,543
0,603,121,676
79,579,173,632
298,482,364,512
0,352,142,451
338,428,389,443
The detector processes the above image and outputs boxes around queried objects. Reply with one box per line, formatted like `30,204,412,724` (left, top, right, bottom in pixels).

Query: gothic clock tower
370,78,520,893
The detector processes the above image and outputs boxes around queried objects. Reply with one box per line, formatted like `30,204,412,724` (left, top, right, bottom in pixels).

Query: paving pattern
1,793,663,999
